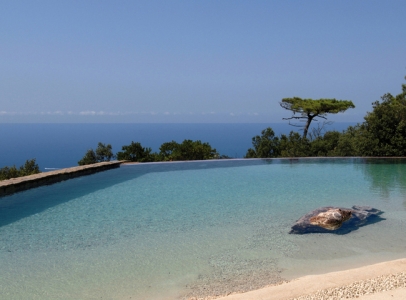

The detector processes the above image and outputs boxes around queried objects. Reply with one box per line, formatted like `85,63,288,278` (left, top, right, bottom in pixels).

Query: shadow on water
0,159,272,228
0,168,141,228
328,214,386,235
301,214,386,235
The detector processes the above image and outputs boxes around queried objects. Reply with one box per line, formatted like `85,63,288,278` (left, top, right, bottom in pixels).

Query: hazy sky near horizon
1,0,405,123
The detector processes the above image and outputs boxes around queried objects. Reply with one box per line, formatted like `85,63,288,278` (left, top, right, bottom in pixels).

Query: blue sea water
0,123,356,170
1,158,406,299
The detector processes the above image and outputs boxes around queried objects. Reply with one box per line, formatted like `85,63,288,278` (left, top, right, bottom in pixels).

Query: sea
0,123,356,170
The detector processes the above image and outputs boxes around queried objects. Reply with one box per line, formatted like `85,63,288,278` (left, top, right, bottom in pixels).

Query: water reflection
355,158,406,206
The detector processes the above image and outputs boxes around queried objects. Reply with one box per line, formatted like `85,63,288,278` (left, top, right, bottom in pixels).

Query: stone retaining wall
0,161,123,197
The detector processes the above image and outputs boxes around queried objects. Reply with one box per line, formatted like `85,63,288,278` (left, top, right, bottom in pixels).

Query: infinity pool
1,158,406,299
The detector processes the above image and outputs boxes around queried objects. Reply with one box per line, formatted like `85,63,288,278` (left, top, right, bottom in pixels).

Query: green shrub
0,159,40,180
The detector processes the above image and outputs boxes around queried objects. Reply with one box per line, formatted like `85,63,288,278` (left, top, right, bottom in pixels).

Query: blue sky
1,0,405,123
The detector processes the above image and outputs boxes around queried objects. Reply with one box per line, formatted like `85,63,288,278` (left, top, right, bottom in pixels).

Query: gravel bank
290,272,406,299
215,258,406,300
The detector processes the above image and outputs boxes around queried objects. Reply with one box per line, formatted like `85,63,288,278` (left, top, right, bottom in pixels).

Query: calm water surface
1,158,406,299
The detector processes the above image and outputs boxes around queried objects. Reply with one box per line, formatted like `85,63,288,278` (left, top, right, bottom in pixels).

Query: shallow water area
1,158,406,299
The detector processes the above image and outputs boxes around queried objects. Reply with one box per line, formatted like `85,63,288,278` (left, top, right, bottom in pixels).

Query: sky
1,0,405,123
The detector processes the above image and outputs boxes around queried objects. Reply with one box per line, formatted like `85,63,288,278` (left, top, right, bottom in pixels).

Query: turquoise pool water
1,158,406,299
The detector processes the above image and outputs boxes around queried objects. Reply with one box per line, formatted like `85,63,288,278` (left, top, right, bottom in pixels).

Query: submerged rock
309,208,352,230
290,205,384,234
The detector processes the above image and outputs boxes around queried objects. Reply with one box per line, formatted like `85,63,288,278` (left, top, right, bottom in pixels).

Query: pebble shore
290,272,406,300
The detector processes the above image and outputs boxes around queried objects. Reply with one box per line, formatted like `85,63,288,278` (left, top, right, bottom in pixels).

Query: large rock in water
290,205,384,234
309,208,352,230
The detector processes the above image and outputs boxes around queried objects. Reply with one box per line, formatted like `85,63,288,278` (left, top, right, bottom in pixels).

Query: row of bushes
0,159,41,180
78,139,223,165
